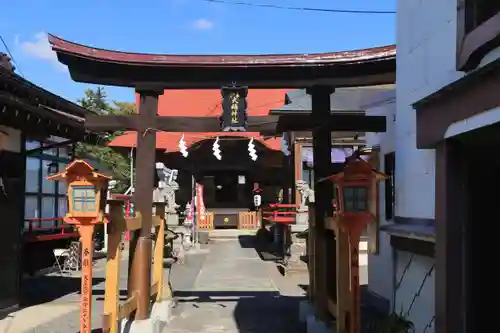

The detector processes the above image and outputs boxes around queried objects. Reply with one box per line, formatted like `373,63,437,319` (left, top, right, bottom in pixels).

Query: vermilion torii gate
49,34,395,324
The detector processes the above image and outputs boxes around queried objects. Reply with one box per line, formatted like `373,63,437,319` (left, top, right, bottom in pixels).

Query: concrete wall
375,1,497,332
365,87,436,332
367,2,500,331
365,91,396,304
394,251,435,333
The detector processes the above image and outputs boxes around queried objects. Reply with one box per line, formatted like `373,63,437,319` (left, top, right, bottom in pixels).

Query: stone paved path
0,244,207,333
166,238,306,333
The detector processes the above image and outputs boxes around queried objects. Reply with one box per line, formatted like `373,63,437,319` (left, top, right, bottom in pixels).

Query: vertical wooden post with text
47,160,111,333
102,199,126,333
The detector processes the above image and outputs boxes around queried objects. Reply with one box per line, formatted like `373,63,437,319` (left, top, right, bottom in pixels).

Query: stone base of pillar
292,210,309,233
118,299,174,333
299,300,333,333
165,212,179,227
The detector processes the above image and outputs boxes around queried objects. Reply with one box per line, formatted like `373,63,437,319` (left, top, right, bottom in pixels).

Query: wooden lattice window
72,186,97,213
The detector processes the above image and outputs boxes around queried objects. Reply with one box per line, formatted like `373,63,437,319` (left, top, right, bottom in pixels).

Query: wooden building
0,54,101,311
108,89,292,228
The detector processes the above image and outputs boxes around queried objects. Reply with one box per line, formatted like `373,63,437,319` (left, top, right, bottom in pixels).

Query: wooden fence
102,201,170,333
197,211,214,230
238,211,259,229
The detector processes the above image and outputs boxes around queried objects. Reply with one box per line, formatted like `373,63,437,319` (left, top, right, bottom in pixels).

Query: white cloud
16,32,66,72
191,18,214,30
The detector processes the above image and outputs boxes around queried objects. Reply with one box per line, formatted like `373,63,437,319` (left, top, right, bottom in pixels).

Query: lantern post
321,156,387,333
47,160,111,333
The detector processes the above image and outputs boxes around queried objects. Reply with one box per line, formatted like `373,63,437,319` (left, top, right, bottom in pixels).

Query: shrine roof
107,88,286,151
109,132,282,153
0,65,103,143
272,86,395,114
48,34,396,88
153,89,288,117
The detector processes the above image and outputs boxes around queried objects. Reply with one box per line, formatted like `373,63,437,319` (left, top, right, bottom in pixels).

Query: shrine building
108,89,291,228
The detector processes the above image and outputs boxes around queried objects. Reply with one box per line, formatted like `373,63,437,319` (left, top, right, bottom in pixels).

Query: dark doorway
464,145,494,332
215,172,239,204
199,171,252,209
456,123,500,332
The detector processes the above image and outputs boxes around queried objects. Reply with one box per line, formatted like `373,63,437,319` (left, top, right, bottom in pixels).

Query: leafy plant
368,311,414,333
75,87,135,193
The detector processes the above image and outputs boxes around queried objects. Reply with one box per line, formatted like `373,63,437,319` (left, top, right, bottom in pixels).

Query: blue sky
1,0,395,103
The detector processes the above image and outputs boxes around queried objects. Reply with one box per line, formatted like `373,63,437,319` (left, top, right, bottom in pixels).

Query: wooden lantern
324,157,387,233
47,159,111,333
48,159,110,222
321,156,387,333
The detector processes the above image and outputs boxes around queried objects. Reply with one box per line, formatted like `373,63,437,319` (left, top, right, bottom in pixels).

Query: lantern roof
319,157,387,183
47,159,112,182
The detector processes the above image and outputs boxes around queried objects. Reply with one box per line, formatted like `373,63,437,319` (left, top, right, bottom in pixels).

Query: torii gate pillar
128,88,164,320
307,85,336,321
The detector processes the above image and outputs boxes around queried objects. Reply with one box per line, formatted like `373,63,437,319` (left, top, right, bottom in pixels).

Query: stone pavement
1,235,309,333
0,245,207,333
166,236,306,333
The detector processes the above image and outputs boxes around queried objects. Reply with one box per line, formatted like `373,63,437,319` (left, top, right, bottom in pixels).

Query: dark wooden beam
85,114,279,133
308,85,335,321
0,101,100,144
276,114,386,133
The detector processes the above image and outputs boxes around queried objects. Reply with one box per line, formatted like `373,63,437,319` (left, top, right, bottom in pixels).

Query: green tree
77,87,114,114
75,87,134,192
112,101,136,115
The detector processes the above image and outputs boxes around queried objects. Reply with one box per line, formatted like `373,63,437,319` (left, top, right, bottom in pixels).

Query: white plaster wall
394,251,435,333
0,125,21,152
366,96,396,303
396,1,500,220
387,2,500,332
396,0,464,220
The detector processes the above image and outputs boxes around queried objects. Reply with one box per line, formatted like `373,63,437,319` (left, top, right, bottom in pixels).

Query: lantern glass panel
342,186,368,212
72,185,97,213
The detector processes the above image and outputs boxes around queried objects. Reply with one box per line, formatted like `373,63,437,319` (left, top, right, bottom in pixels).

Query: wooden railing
102,201,169,333
23,218,79,242
261,203,298,224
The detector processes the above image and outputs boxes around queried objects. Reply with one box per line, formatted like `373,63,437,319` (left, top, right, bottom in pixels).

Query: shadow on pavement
20,275,105,307
175,290,306,332
238,232,281,262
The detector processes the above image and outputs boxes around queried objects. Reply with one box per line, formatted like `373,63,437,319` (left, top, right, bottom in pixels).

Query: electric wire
0,34,24,77
201,0,396,14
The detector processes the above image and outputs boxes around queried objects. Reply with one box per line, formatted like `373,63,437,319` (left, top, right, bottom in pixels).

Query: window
464,0,500,33
72,186,97,213
457,0,500,70
24,139,71,231
26,157,40,192
302,162,315,190
342,186,368,212
384,152,395,220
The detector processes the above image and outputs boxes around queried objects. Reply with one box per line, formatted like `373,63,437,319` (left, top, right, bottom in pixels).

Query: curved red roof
109,131,282,152
48,34,395,67
109,89,287,151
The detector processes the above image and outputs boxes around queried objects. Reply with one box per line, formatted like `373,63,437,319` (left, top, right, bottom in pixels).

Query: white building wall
366,2,500,332
365,93,396,305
